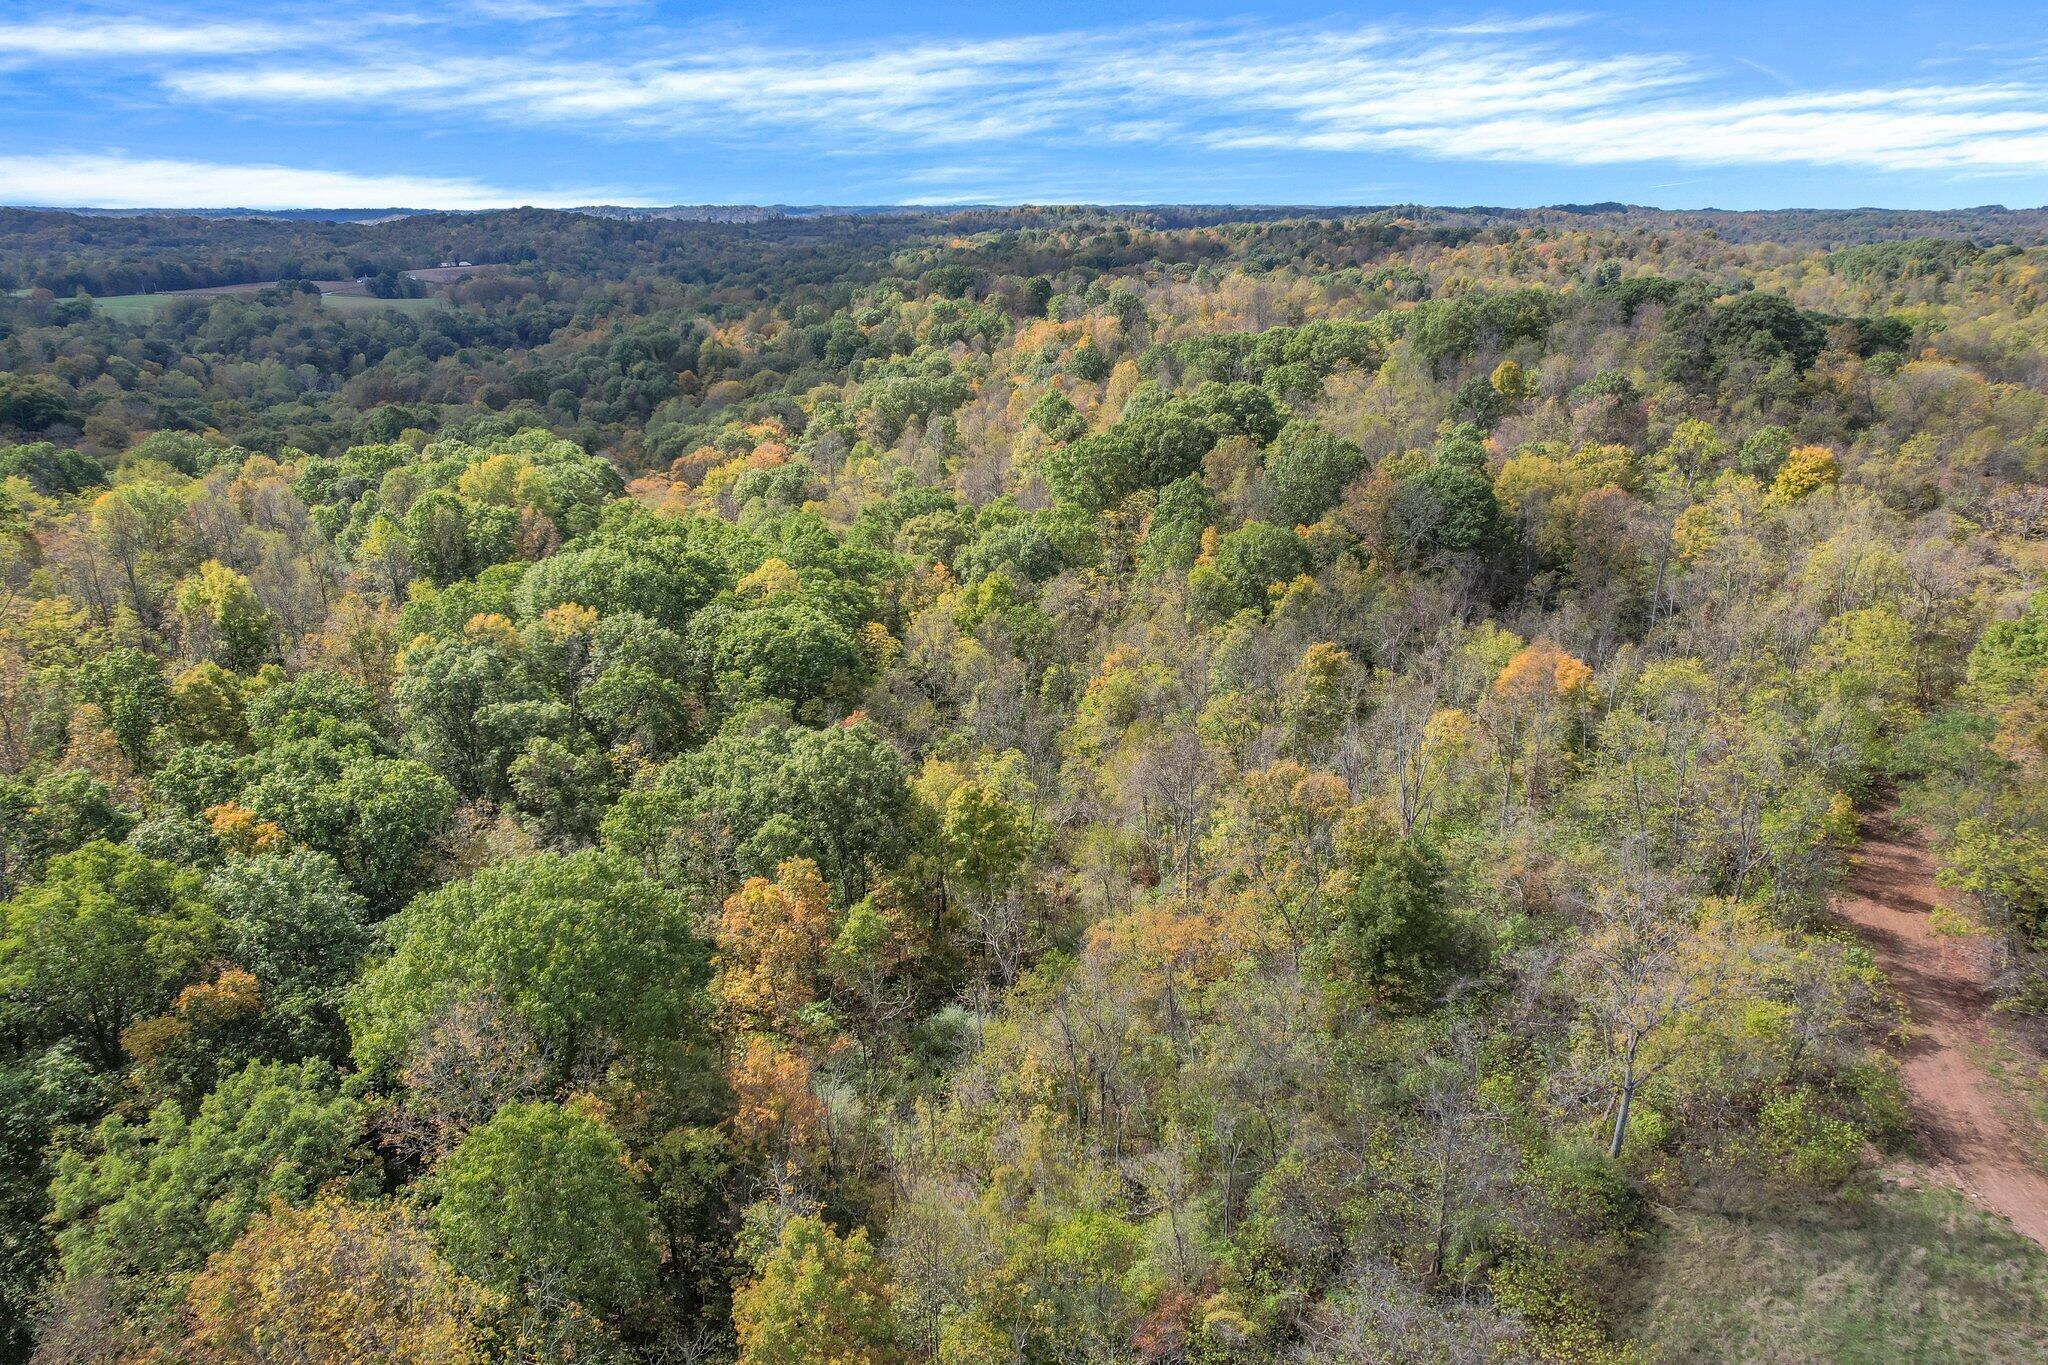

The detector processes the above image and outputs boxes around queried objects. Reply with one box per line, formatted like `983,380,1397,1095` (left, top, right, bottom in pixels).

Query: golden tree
186,1191,494,1363
715,858,834,1036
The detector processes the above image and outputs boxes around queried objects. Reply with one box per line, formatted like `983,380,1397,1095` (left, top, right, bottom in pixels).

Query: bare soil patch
1837,810,2048,1249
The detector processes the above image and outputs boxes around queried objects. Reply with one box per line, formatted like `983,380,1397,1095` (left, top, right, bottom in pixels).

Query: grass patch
85,292,441,322
1617,1181,2048,1362
1973,1024,2048,1179
92,294,169,322
320,293,442,315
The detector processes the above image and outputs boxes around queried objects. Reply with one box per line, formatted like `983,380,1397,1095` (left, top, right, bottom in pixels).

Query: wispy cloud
156,23,1681,148
163,34,1081,145
0,152,633,209
1210,79,2048,175
0,18,304,58
464,0,650,18
13,10,2048,203
143,17,2048,176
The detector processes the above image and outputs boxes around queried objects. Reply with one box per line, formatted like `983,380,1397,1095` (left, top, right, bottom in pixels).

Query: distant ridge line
15,201,2044,225
10,202,2048,250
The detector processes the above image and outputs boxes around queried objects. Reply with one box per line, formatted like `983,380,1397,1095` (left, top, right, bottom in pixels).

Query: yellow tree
1218,760,1349,966
728,1035,825,1156
173,561,274,672
204,801,288,857
1479,642,1593,823
301,592,402,702
733,1215,903,1365
715,858,834,1036
186,1191,494,1363
1766,444,1839,504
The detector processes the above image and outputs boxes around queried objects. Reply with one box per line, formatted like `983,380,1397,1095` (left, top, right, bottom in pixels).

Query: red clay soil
1836,810,2048,1249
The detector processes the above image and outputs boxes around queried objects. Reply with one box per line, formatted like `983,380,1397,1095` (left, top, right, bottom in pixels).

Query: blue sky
4,1,2048,210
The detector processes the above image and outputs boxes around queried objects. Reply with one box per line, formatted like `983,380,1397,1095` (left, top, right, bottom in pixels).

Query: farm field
404,263,509,283
88,290,444,319
78,264,496,320
318,292,443,316
88,293,169,321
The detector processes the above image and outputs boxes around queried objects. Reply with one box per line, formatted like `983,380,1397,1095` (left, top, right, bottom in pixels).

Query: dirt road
1836,812,2048,1249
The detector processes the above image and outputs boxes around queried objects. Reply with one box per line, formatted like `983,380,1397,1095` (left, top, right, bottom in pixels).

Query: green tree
1068,339,1110,383
75,646,171,769
206,851,371,1057
0,1047,101,1357
0,769,132,898
430,1100,657,1318
349,850,712,1086
174,561,275,672
1965,591,2048,705
1039,391,1217,510
328,756,458,904
1139,475,1215,575
241,749,455,907
1264,421,1366,525
1312,820,1458,1012
579,611,700,757
602,710,914,902
732,1215,902,1365
0,841,217,1064
1195,521,1309,617
1026,390,1087,444
49,1059,372,1316
508,736,617,847
516,540,722,633
244,669,381,751
393,629,548,801
1392,429,1505,562
403,490,484,586
711,598,868,713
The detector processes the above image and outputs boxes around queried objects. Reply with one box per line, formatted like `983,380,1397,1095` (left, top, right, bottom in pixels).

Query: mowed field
92,294,172,322
82,263,499,320
91,292,444,320
319,293,443,316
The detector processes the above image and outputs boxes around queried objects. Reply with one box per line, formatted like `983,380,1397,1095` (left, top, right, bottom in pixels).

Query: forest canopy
1,202,2046,1361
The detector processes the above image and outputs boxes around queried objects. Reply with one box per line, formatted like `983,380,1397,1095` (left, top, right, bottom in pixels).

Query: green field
318,293,442,316
91,293,169,321
87,292,442,321
1618,1183,2048,1362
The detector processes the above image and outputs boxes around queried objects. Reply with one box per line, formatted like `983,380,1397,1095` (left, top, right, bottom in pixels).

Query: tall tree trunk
1609,1034,1642,1158
1608,1081,1634,1159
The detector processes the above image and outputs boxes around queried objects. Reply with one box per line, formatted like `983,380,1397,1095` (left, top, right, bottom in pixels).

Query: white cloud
0,19,301,58
164,34,1079,145
0,152,631,209
87,16,2048,179
1231,84,2048,174
465,0,649,18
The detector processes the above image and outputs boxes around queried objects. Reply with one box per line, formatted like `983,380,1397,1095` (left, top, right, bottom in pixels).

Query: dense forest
2,203,2046,1362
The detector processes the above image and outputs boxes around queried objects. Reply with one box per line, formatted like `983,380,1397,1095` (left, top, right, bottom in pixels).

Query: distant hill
14,205,434,223
12,200,2048,297
5,200,2047,245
